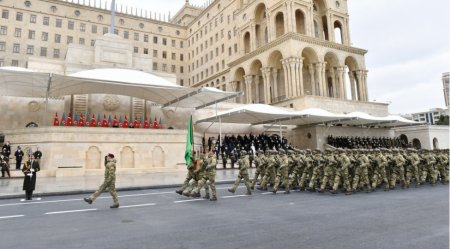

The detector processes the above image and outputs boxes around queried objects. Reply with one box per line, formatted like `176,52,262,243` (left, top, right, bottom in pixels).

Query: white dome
69,68,178,87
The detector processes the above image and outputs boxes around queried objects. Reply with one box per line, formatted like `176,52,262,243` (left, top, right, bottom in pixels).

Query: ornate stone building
0,0,384,115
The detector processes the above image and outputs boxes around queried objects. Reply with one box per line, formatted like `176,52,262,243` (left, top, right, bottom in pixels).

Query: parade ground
0,181,447,249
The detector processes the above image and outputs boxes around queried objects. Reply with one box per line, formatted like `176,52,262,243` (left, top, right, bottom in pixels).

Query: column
289,58,298,98
272,68,278,100
307,6,314,37
321,62,327,97
363,70,369,102
337,66,346,100
266,12,273,42
282,60,290,99
329,67,335,98
349,71,356,100
315,63,324,96
309,65,316,95
261,67,272,104
244,75,254,104
255,75,260,103
298,58,304,96
355,70,363,101
250,24,256,51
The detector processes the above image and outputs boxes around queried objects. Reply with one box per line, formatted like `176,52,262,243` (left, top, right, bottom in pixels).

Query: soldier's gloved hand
27,173,33,177
30,168,35,172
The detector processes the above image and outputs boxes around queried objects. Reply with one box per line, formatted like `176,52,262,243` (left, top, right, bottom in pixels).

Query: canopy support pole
45,74,52,126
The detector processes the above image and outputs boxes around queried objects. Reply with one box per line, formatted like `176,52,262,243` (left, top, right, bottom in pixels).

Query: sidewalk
0,168,255,200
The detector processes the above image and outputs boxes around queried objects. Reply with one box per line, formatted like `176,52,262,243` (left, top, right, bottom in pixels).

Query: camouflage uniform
390,150,406,189
371,149,390,191
176,154,199,195
352,151,371,192
308,151,324,192
421,151,437,185
332,151,352,194
436,151,449,184
258,151,276,191
273,151,290,194
319,150,337,193
250,151,266,190
299,151,314,191
289,151,306,189
86,157,119,207
228,151,252,194
191,152,217,200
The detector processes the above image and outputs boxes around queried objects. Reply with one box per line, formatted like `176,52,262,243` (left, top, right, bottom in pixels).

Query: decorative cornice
228,32,368,67
192,68,231,87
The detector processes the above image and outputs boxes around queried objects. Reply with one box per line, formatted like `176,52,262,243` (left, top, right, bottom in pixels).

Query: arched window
313,20,319,38
275,13,285,38
244,32,251,53
295,10,306,34
334,21,343,44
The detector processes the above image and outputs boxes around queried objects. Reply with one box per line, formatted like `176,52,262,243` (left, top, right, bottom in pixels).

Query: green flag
184,115,194,167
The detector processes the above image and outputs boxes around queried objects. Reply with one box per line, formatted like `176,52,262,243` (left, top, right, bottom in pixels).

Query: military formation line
177,148,449,200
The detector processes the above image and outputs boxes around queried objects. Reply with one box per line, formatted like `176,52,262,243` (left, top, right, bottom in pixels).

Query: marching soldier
332,149,352,195
390,149,406,189
257,150,276,191
176,151,198,195
250,150,266,190
272,150,290,194
84,153,119,208
421,149,437,186
318,149,337,193
191,151,217,200
371,148,390,191
308,149,324,192
352,149,371,193
228,150,252,195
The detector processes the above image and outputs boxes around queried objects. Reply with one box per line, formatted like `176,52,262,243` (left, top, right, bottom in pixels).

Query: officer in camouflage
228,150,252,195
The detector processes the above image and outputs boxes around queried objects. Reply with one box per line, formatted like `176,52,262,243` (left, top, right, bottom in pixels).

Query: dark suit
22,160,40,200
15,149,24,170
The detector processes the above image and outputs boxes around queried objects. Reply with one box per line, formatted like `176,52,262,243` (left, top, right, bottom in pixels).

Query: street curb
0,180,235,200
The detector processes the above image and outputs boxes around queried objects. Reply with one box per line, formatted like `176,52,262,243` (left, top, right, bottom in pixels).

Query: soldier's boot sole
110,203,120,208
202,195,210,199
210,196,217,201
227,189,235,194
175,190,183,195
84,198,93,205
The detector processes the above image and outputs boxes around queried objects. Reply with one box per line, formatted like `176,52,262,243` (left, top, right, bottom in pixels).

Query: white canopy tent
0,67,241,109
196,104,422,128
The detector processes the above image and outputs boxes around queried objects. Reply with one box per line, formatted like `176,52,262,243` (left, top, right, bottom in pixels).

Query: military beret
107,153,115,158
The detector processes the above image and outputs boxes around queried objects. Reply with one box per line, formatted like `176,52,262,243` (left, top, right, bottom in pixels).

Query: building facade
410,108,449,125
0,0,381,115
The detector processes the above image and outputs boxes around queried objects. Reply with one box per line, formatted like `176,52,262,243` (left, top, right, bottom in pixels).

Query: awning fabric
196,104,422,128
0,67,240,109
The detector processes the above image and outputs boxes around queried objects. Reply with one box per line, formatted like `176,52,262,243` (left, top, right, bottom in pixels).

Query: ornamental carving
28,101,40,112
102,95,120,111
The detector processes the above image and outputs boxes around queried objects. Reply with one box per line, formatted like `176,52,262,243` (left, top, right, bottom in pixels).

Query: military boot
284,190,290,194
246,191,252,195
227,188,235,194
110,203,120,208
203,194,210,199
83,197,93,204
210,196,217,201
190,192,201,198
175,190,183,195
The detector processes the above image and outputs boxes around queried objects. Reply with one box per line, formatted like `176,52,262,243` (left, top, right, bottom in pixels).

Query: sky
111,0,449,114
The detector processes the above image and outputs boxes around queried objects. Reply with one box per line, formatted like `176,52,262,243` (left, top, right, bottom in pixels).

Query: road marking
119,203,156,209
0,215,25,220
173,199,206,203
260,191,285,195
221,195,249,198
0,191,177,207
45,209,97,215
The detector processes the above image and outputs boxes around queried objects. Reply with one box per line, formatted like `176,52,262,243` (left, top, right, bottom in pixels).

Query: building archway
324,52,340,98
267,51,285,102
301,47,319,96
250,60,264,104
295,9,306,34
433,138,439,150
152,146,165,167
254,3,267,47
275,12,285,38
86,146,101,169
244,32,251,53
399,134,409,145
412,138,422,150
234,67,246,103
313,0,328,40
344,56,360,100
120,146,134,168
334,21,343,44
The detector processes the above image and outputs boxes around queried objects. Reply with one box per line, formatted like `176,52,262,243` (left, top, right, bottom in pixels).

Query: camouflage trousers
273,172,290,192
230,173,252,193
371,168,389,190
352,167,371,191
390,166,405,188
332,169,351,192
421,165,437,184
90,180,119,205
260,169,276,189
191,177,212,197
182,180,199,195
250,167,265,189
437,164,449,183
308,167,323,190
319,166,335,191
177,176,193,193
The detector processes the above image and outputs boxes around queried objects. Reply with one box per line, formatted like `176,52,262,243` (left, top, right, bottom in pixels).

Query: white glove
27,173,33,177
30,168,35,172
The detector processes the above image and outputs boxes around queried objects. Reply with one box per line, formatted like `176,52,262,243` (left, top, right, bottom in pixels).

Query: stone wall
2,127,202,177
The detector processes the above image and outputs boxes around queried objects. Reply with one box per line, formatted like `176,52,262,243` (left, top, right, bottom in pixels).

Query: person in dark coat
22,154,40,200
2,141,11,158
15,146,24,170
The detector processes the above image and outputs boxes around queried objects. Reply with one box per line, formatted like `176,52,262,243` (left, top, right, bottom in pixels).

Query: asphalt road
0,183,448,249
